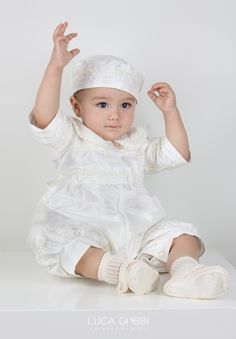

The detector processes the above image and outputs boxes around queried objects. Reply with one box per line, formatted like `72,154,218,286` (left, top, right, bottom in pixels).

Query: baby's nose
109,108,120,119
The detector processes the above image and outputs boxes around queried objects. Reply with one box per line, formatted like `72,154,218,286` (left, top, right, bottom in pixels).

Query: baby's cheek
125,114,134,125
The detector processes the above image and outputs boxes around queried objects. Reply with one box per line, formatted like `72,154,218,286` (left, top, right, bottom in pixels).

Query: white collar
70,117,148,149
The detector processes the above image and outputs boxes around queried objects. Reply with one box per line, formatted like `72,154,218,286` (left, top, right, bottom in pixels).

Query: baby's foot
117,259,160,295
163,262,230,299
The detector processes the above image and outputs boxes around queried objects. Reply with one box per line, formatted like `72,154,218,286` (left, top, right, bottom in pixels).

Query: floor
0,248,235,310
0,249,236,338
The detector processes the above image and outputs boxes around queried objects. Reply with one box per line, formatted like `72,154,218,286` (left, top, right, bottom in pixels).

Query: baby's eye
122,103,131,109
97,102,108,109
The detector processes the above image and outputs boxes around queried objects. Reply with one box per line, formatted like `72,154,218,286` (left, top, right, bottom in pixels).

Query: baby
27,21,230,299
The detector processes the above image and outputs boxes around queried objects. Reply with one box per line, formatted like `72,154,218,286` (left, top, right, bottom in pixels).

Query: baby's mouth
105,126,121,128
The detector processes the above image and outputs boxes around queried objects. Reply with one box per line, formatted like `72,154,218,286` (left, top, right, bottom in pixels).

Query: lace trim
70,116,149,149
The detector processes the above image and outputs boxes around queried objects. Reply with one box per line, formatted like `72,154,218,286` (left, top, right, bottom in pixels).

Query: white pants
27,219,205,278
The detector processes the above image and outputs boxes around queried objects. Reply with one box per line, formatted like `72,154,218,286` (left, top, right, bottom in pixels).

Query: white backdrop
0,0,235,266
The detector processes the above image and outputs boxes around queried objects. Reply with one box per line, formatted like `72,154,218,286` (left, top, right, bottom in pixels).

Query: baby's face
70,87,137,141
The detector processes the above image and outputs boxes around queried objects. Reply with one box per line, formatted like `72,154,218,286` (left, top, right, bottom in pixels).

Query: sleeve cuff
28,109,64,136
163,136,191,165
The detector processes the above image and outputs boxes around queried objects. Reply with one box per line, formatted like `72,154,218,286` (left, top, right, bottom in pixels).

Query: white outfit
26,110,205,278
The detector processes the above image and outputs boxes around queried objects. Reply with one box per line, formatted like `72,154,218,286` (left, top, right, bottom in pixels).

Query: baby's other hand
50,21,80,69
147,82,177,114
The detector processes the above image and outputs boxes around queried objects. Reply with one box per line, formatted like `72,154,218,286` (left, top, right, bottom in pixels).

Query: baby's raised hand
147,82,177,114
50,21,80,68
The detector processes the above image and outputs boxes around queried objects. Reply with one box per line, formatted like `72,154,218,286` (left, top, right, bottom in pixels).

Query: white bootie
117,259,160,295
163,256,230,299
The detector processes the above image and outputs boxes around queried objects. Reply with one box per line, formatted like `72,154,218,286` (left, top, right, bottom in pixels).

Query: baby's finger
59,21,68,36
65,32,78,40
69,48,80,58
55,33,78,45
151,82,170,90
147,91,158,98
53,23,64,40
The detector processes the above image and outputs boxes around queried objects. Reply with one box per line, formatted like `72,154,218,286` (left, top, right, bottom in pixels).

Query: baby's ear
69,96,81,117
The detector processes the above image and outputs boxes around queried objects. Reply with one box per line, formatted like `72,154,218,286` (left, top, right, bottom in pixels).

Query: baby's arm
31,22,79,129
147,83,190,161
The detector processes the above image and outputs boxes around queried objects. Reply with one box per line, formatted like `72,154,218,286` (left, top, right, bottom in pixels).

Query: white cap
71,55,144,101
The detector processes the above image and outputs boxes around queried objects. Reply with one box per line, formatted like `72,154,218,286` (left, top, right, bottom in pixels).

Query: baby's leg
75,246,124,285
75,246,160,294
75,246,105,279
167,234,200,271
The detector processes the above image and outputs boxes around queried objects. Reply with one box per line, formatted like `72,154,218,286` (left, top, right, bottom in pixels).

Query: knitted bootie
97,252,124,285
163,256,230,299
117,258,160,295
